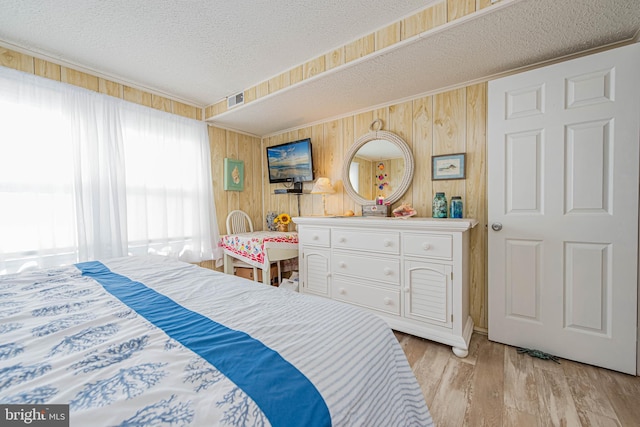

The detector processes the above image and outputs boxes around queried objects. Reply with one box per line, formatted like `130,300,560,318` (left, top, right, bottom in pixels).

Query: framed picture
224,158,244,191
432,153,466,180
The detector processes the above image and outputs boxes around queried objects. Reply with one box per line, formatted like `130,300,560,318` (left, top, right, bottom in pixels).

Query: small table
219,231,299,286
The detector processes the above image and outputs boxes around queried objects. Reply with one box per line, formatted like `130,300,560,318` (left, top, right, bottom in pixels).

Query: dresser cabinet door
404,261,452,328
302,248,331,297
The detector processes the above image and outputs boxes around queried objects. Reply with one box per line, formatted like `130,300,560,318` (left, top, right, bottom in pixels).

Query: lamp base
322,194,328,217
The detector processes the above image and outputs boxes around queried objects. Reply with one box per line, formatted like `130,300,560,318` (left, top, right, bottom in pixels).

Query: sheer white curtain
0,67,222,274
120,101,220,263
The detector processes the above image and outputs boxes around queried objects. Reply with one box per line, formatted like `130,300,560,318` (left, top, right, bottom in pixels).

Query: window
0,67,221,274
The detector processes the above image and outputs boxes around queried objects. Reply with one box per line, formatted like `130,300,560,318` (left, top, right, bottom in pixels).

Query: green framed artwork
223,158,244,191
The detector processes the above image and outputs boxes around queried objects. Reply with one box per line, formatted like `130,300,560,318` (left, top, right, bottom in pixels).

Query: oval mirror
342,122,414,206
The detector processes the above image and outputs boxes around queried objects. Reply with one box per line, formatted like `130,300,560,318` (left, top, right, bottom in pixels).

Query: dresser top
292,216,478,232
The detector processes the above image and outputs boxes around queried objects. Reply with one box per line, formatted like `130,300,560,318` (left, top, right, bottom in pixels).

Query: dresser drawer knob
312,235,319,240
339,236,346,243
384,239,392,247
339,261,346,268
383,267,392,276
383,297,392,305
339,288,346,295
422,243,431,250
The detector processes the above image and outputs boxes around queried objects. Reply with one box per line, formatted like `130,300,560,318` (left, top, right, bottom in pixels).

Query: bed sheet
0,255,432,426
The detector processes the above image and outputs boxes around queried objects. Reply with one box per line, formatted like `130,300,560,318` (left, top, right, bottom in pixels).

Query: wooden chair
225,210,259,281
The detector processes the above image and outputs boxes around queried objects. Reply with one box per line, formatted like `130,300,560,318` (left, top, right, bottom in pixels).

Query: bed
0,255,432,426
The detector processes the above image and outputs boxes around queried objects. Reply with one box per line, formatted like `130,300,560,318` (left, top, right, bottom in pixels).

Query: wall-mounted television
266,138,314,191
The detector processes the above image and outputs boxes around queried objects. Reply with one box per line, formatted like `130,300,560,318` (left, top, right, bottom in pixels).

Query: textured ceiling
209,0,640,135
0,0,429,106
1,0,639,136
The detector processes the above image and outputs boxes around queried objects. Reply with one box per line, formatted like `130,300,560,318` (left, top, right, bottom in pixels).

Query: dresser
293,216,478,357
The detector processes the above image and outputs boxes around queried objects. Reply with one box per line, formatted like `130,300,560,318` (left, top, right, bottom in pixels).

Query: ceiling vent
227,92,244,109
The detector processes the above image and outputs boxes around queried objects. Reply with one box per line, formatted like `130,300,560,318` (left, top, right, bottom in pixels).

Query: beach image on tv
267,142,312,180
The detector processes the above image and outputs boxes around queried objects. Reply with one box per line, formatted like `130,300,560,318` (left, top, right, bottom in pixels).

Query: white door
488,43,640,374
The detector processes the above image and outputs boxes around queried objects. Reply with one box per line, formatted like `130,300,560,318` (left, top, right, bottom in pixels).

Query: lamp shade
311,177,335,194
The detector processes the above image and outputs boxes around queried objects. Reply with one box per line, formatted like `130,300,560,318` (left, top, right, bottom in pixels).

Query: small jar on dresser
292,216,478,357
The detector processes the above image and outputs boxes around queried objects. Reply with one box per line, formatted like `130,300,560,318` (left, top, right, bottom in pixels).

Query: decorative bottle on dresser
450,196,463,218
432,192,447,218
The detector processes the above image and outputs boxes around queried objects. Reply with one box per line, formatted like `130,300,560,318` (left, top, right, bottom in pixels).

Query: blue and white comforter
0,255,432,426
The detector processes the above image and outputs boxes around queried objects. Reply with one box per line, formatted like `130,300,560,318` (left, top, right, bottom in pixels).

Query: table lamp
311,177,335,216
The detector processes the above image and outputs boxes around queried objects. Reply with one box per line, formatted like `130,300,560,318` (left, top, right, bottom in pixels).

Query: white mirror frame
342,126,414,206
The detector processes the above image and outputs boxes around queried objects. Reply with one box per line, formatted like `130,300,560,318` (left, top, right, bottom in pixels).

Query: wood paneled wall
260,83,488,330
208,127,263,238
0,48,202,120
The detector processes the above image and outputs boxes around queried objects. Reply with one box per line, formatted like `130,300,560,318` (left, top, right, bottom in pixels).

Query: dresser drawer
332,229,400,254
332,253,400,285
299,226,331,247
332,278,400,316
403,233,452,260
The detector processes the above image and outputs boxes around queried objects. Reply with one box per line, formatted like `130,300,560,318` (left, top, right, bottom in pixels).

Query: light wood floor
394,331,640,427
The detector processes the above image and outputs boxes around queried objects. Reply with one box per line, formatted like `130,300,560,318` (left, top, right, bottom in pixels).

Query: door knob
491,223,503,231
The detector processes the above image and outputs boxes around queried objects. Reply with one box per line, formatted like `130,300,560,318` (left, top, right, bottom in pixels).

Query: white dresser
293,216,478,357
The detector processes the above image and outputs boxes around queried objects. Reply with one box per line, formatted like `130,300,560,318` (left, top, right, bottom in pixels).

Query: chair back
226,210,254,234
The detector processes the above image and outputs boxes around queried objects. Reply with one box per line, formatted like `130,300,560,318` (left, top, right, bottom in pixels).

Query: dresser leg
452,347,469,358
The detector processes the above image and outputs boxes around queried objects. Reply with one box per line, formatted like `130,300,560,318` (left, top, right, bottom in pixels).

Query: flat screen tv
266,138,314,186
